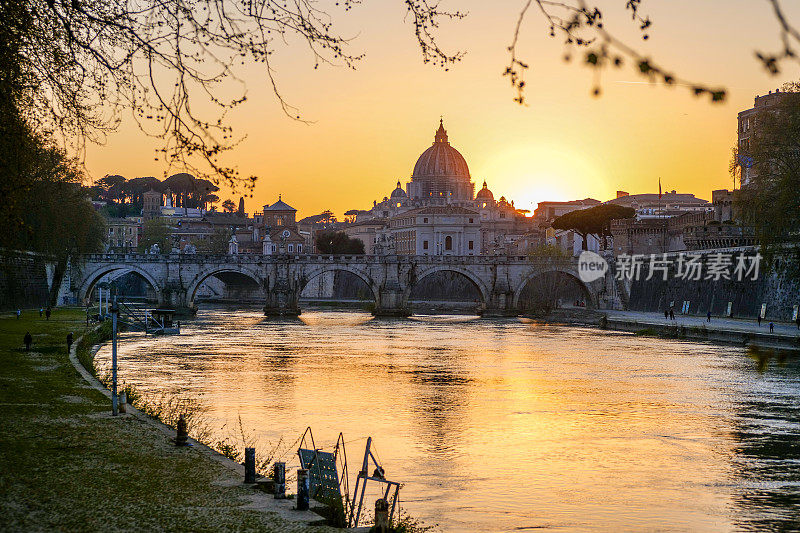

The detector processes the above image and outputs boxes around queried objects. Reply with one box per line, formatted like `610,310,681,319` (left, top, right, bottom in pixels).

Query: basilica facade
350,120,537,255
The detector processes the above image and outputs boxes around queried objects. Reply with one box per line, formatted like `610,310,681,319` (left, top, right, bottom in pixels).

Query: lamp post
111,296,119,416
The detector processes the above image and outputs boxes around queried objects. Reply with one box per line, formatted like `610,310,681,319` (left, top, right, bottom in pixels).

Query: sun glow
475,143,610,213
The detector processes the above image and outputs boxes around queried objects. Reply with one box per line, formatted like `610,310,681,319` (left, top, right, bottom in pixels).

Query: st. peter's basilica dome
411,119,471,181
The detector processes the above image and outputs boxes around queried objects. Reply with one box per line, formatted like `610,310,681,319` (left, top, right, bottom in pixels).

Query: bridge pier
264,281,301,317
159,286,197,317
482,289,517,317
373,286,410,317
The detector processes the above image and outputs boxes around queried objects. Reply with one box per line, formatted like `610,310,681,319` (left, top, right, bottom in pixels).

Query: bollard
273,462,286,499
119,391,127,414
175,414,188,446
244,447,256,484
296,468,310,511
374,498,389,532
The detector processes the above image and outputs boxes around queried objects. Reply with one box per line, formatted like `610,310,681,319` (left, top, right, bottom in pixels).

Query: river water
95,307,800,532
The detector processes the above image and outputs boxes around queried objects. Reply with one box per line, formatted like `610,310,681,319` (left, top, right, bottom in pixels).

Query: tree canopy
0,0,463,190
552,203,635,250
316,231,365,254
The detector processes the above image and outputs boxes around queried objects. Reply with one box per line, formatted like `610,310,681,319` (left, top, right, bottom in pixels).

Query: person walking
664,309,669,320
796,316,800,330
769,322,774,333
45,307,51,320
15,309,21,320
66,332,73,353
24,332,32,351
707,310,712,323
758,315,762,327
39,308,43,317
669,308,675,321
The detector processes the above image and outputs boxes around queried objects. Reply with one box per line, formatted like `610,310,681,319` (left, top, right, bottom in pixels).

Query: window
297,244,302,253
468,240,474,250
271,244,277,252
423,240,428,250
469,218,473,223
276,216,283,226
109,227,114,234
423,217,428,223
288,244,294,252
445,236,452,251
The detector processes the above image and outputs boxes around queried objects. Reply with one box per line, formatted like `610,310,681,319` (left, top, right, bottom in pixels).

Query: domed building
348,120,538,255
407,120,474,201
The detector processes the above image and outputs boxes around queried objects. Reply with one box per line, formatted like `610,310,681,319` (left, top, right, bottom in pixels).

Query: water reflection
95,307,800,532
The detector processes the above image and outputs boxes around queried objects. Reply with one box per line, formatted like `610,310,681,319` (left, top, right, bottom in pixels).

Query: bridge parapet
74,253,603,317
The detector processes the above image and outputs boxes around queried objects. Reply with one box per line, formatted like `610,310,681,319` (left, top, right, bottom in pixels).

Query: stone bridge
72,253,610,316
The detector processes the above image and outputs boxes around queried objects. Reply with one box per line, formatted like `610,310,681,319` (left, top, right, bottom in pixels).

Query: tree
508,1,800,105
316,231,365,254
552,203,635,250
138,219,172,253
221,199,236,214
196,229,231,254
736,82,800,270
528,243,570,260
0,115,106,305
0,1,462,190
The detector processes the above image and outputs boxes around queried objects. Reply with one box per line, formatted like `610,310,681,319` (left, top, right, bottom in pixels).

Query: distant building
738,88,787,186
610,212,710,256
604,190,710,217
260,197,306,254
711,189,735,222
547,228,601,257
533,198,601,224
385,206,481,255
350,120,535,255
106,218,140,251
342,219,387,255
142,188,162,220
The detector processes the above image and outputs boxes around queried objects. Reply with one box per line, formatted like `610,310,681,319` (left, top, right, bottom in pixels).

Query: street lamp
110,296,119,416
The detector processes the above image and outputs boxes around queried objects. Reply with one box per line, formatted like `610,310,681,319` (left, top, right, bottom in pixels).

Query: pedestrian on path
664,309,669,320
669,308,675,320
796,316,800,330
769,322,774,333
45,307,51,320
24,332,32,351
15,309,20,319
39,308,43,317
758,315,762,327
66,332,73,353
707,311,712,322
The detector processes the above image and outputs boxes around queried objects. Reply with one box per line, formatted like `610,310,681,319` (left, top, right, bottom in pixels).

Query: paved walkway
606,310,800,339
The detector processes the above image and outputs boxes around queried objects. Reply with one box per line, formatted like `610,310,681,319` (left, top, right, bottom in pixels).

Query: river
94,307,800,532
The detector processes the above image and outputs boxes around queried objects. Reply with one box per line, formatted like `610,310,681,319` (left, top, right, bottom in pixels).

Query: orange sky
84,1,800,218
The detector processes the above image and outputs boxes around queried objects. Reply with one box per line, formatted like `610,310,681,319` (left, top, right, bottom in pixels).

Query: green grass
0,308,332,532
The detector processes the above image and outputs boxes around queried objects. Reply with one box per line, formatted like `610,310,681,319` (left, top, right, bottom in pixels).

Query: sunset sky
84,1,800,218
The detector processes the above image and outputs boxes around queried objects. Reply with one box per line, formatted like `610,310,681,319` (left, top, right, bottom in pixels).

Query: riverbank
0,308,335,532
601,310,800,350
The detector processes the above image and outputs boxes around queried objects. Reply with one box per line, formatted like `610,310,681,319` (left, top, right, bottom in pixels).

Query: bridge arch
297,265,379,304
405,265,491,307
185,266,265,307
78,264,163,303
512,268,595,310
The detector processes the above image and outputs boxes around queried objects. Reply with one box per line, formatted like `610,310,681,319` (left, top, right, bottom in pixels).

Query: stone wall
0,251,53,311
623,253,799,321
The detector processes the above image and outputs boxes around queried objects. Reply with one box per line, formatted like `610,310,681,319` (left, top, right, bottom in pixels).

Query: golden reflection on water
95,308,800,532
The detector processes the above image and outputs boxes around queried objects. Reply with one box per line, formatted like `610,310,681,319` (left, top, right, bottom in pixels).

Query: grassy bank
0,308,331,532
